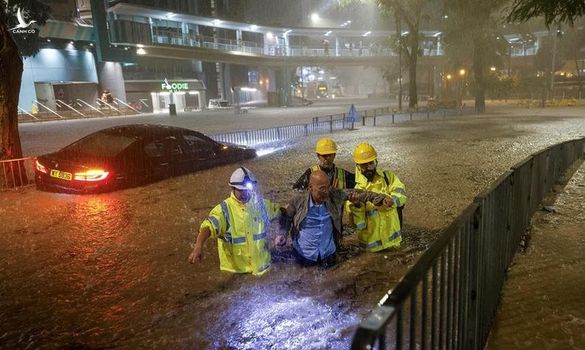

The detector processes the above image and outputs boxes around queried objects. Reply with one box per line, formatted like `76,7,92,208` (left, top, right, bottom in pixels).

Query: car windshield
64,132,137,157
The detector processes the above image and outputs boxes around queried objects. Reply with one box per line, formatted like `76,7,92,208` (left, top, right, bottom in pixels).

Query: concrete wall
19,47,99,112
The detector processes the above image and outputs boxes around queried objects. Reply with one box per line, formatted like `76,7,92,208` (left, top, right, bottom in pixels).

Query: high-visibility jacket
293,164,355,190
311,165,347,189
200,192,281,275
349,168,406,252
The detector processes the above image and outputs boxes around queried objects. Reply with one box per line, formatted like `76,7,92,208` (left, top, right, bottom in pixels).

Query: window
182,132,215,155
144,137,183,157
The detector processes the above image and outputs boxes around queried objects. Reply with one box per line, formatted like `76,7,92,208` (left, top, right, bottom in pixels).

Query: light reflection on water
256,146,287,157
58,194,153,327
210,285,358,350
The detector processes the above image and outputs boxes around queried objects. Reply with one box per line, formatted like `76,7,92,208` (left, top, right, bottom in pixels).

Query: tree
377,0,432,109
507,0,585,27
0,1,49,162
443,0,508,113
339,0,433,109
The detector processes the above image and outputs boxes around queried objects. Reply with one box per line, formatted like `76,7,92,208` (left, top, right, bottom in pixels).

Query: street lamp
458,69,466,106
445,74,452,99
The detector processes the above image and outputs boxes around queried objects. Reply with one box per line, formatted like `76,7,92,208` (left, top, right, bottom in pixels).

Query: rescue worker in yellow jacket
188,167,283,275
348,143,406,252
293,138,355,190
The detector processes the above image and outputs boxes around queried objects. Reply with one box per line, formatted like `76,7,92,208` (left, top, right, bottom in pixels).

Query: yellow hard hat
353,143,378,164
315,138,337,155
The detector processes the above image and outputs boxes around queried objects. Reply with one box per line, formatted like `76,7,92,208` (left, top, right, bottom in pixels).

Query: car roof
99,124,203,139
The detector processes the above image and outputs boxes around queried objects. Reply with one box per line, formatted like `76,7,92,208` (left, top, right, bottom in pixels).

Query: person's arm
188,227,211,264
188,204,225,264
350,189,395,207
264,199,288,246
386,171,407,207
292,168,312,190
277,196,301,244
275,206,289,246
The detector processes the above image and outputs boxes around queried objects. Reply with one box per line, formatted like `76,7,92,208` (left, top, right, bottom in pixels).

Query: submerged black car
35,124,256,193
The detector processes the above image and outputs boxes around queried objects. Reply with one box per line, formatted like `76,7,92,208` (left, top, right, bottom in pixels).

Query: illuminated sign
161,80,190,92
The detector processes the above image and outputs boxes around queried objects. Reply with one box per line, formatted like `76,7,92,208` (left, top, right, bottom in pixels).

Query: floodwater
1,107,584,348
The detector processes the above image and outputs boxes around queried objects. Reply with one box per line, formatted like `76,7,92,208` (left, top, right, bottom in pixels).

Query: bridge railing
351,137,585,350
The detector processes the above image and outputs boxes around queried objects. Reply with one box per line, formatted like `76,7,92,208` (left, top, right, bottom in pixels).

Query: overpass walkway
486,160,585,349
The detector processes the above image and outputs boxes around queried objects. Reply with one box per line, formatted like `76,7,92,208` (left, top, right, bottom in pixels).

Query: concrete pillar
236,29,242,47
223,63,232,103
181,22,189,45
97,61,127,102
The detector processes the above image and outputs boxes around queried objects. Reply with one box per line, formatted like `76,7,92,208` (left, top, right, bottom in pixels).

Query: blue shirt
293,196,336,262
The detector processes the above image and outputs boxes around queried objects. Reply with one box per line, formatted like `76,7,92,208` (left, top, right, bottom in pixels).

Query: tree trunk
575,59,583,98
407,33,418,109
0,20,24,161
472,31,486,113
408,52,418,108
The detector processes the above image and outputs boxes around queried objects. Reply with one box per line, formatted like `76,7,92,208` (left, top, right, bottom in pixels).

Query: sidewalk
487,160,585,349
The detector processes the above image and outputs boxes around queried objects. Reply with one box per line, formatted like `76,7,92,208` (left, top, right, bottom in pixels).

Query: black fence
210,106,472,147
351,137,585,350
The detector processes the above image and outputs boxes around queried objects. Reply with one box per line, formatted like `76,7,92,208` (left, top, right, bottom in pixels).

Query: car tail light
35,160,48,174
74,169,110,182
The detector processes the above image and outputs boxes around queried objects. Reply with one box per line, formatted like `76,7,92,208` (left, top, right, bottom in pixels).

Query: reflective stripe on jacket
349,168,406,252
200,192,281,275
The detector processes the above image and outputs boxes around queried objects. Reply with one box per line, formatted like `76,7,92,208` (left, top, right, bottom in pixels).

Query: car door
143,136,184,179
180,131,219,172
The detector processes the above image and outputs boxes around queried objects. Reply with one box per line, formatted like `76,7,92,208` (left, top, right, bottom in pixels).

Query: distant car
34,124,256,193
208,99,233,110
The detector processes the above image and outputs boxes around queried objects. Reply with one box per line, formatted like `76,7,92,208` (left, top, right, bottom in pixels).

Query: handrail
17,106,39,120
33,100,63,119
114,97,141,114
0,157,35,190
96,99,121,113
76,98,105,115
56,99,86,117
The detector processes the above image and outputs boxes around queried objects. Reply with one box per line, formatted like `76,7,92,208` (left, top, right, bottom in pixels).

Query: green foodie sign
161,81,189,92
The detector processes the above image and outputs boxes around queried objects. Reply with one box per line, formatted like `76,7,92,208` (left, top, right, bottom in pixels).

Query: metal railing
4,105,472,190
210,116,349,146
0,157,35,191
351,137,585,350
209,106,470,147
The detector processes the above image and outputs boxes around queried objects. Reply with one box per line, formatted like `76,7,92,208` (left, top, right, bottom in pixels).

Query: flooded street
1,107,584,348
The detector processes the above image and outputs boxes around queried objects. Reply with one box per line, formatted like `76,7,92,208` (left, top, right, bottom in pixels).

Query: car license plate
50,169,72,181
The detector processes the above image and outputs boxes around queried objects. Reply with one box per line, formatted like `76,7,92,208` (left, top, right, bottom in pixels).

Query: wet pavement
487,160,585,349
1,105,585,348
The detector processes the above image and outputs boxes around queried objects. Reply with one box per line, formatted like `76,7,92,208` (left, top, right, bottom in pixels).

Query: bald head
310,170,329,187
309,170,330,203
